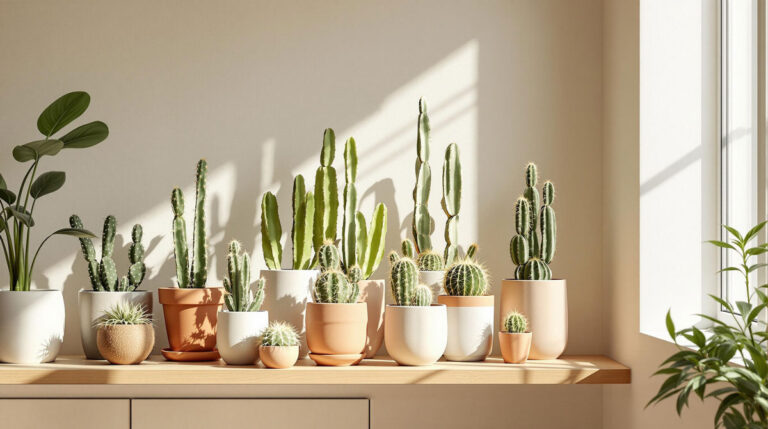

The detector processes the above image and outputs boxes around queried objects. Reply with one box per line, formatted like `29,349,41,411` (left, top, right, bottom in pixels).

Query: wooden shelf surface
0,355,629,385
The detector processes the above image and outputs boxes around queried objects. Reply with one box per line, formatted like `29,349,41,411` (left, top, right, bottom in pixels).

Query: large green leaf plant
649,221,768,428
1,91,106,291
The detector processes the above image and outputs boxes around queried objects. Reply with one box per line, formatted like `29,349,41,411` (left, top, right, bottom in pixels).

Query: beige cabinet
0,399,129,429
131,399,369,429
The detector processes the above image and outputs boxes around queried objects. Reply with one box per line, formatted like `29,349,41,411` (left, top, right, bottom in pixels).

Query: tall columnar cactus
342,137,359,270
313,128,339,252
442,142,461,266
412,98,433,254
291,175,315,270
128,225,146,289
260,191,282,270
389,256,418,306
443,260,488,296
510,163,557,280
171,159,208,288
503,311,528,333
223,240,265,312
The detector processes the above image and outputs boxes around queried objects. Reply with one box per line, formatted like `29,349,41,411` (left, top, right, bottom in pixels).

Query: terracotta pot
217,310,268,365
306,302,367,356
437,295,494,361
500,279,567,359
498,332,532,364
259,345,299,369
97,324,155,365
384,304,447,366
419,270,444,303
0,290,64,363
158,287,224,352
259,269,318,357
359,279,385,358
78,290,153,359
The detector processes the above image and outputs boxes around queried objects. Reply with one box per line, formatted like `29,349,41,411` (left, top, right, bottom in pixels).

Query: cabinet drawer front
0,399,129,429
132,398,368,429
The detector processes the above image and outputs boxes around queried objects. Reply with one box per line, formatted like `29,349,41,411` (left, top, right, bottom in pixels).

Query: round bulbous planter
419,270,444,303
437,295,494,362
97,324,155,365
79,289,153,359
384,304,447,366
498,332,532,364
358,279,385,358
0,290,65,363
217,310,268,365
500,279,567,360
306,302,367,366
158,287,224,359
259,269,318,358
259,345,299,369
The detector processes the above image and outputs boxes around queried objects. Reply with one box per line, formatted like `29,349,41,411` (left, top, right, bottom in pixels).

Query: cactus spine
503,311,528,333
223,241,264,312
443,260,488,296
412,98,433,254
292,175,315,270
313,128,339,252
260,321,299,347
442,142,462,266
171,159,208,288
510,163,556,280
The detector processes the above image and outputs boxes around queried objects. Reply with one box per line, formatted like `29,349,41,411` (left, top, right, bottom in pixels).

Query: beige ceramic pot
158,287,224,352
306,302,367,357
97,324,155,365
358,279,385,358
498,332,532,364
500,279,567,359
259,345,299,369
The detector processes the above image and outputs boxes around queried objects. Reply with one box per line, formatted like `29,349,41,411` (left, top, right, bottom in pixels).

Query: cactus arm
190,159,208,288
360,204,387,279
99,256,118,291
252,277,265,311
342,137,359,270
102,215,116,257
260,191,283,270
443,216,459,267
523,163,540,257
401,239,415,259
442,143,461,266
355,211,368,268
171,187,190,288
299,191,315,270
466,243,478,260
313,128,339,251
390,257,417,306
69,214,101,290
291,176,315,270
412,98,433,253
540,181,556,265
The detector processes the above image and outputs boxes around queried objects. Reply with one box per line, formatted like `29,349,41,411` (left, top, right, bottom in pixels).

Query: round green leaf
60,121,109,149
37,91,90,137
30,171,65,199
12,140,64,162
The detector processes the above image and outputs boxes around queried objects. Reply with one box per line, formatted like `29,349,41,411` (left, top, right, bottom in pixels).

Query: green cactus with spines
260,321,299,347
443,260,488,296
523,257,549,280
417,250,444,271
127,224,146,289
313,269,354,303
442,142,462,266
401,239,416,259
317,240,341,272
313,128,339,253
223,240,265,312
503,311,528,333
412,97,433,254
70,214,101,291
170,159,208,288
389,256,418,306
260,191,282,270
342,137,359,270
523,163,540,257
358,203,387,279
466,243,478,261
411,284,432,306
389,251,400,264
292,175,315,270
99,256,117,291
540,181,556,264
102,215,116,258
171,187,190,287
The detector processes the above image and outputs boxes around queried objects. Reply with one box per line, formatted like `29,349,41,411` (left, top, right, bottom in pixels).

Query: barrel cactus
411,284,433,306
313,269,359,303
443,260,488,296
260,174,315,270
171,159,209,288
503,311,528,333
260,321,299,347
223,241,265,312
417,250,444,271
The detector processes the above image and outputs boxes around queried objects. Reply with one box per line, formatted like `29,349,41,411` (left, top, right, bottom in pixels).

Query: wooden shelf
0,355,629,385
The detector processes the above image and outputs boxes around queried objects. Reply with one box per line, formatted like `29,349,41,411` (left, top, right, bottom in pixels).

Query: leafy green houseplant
649,222,768,428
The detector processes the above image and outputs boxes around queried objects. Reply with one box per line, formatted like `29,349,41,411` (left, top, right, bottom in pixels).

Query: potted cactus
259,321,300,369
498,311,532,364
305,243,368,366
217,241,268,365
437,250,493,362
0,91,106,364
158,159,224,362
73,214,153,359
500,163,566,360
384,254,447,366
96,302,155,365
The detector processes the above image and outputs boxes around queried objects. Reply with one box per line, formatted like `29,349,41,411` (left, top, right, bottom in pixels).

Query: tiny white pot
438,295,494,362
260,269,318,357
384,304,447,366
419,270,444,303
78,290,153,359
0,290,65,363
217,310,269,365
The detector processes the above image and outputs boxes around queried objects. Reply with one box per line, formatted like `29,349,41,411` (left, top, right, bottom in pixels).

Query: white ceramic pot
384,304,447,366
260,269,318,357
217,310,269,365
419,270,444,303
437,295,494,361
0,290,65,363
78,289,154,359
500,279,567,359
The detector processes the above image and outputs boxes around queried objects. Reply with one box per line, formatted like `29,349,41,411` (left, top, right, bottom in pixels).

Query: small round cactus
417,250,444,271
503,311,528,333
314,270,351,303
411,284,432,306
260,321,299,347
443,260,488,296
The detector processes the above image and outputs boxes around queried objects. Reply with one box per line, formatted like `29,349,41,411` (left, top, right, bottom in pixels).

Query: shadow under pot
306,302,367,366
259,269,318,358
498,331,532,364
158,287,224,359
500,279,567,360
217,310,269,365
0,290,65,364
78,289,153,359
384,304,447,366
97,324,155,365
437,295,494,362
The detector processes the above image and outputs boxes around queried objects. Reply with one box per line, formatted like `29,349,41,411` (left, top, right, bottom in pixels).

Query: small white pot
78,290,154,359
437,295,494,361
384,304,447,366
260,269,318,357
0,290,65,363
217,310,269,365
419,270,444,303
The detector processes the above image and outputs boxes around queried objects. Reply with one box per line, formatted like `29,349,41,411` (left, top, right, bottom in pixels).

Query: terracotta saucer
308,353,364,366
161,348,221,362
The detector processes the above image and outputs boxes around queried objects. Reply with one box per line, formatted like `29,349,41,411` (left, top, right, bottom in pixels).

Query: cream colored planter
500,279,567,359
0,290,65,363
260,269,318,357
419,270,444,303
358,279,385,358
384,304,447,366
217,310,268,365
78,290,153,359
437,295,494,361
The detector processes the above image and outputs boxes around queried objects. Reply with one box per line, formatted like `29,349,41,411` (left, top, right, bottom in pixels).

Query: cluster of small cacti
260,174,315,270
503,311,528,334
223,241,265,312
171,159,208,288
71,214,146,292
443,259,488,296
313,241,360,303
98,302,152,326
510,163,557,280
260,321,299,347
388,252,433,306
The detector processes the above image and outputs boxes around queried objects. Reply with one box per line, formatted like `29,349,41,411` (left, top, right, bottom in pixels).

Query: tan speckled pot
97,324,155,365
